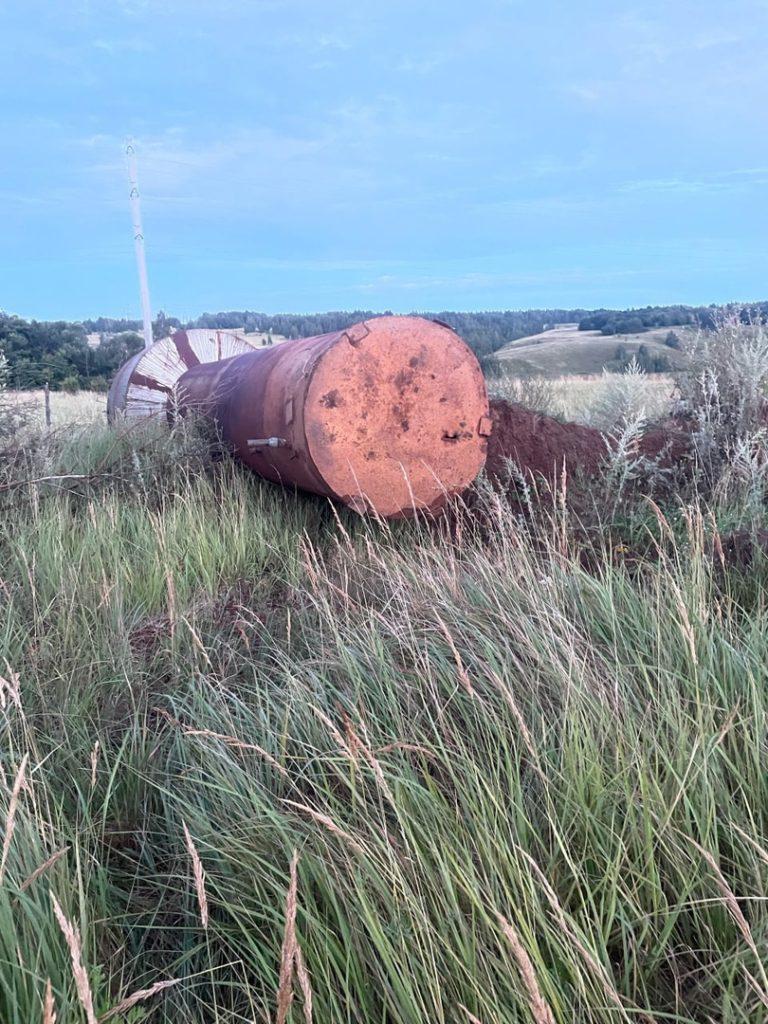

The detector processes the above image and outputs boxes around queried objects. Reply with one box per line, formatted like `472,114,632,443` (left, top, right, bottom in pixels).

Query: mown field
1,333,768,1023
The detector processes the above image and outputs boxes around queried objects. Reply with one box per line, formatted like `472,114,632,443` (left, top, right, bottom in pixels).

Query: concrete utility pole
125,139,153,349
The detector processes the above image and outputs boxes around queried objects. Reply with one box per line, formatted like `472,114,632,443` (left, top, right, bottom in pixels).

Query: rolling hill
490,323,692,376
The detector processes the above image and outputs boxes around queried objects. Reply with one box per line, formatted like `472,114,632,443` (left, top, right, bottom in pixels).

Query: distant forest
1,302,766,390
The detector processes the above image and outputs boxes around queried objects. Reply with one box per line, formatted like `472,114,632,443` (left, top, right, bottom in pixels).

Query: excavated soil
485,399,692,482
486,400,605,480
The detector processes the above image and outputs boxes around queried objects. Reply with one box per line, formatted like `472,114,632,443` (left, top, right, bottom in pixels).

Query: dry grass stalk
43,978,56,1024
275,850,298,1024
0,661,21,711
282,799,365,856
375,741,436,759
155,708,288,778
458,1004,483,1024
165,568,176,644
518,849,629,1017
487,669,542,776
730,822,768,867
690,838,768,997
1,753,29,883
343,714,396,808
182,821,209,930
745,970,768,1010
294,944,313,1024
19,845,69,893
99,978,179,1021
275,851,313,1024
50,891,97,1024
435,614,474,696
495,911,554,1024
310,704,351,757
90,741,100,791
182,728,288,778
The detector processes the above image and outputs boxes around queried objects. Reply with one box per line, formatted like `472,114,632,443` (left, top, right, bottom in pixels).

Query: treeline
190,308,591,357
578,302,768,336
191,309,378,340
0,314,138,391
0,312,181,390
3,302,768,390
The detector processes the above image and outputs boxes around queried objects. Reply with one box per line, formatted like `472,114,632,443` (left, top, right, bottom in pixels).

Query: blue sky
2,0,768,320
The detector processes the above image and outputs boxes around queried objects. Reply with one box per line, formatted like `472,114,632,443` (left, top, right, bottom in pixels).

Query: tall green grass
1,419,767,1023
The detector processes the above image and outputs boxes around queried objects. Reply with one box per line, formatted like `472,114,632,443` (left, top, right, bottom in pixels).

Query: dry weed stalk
182,821,209,930
183,728,288,778
50,892,97,1024
294,945,313,1024
342,712,396,808
1,753,28,883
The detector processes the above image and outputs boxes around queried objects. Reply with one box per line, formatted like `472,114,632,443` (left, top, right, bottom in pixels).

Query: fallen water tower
107,316,491,519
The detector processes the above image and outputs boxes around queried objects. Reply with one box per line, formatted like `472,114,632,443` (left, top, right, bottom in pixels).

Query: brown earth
486,399,606,480
485,399,692,482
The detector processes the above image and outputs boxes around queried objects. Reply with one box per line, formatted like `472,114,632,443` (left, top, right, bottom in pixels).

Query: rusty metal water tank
109,316,490,518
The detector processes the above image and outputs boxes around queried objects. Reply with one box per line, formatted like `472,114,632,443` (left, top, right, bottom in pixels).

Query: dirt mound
486,399,693,482
486,400,605,480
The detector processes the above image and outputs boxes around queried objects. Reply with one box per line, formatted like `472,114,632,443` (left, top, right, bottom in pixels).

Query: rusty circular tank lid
304,316,489,517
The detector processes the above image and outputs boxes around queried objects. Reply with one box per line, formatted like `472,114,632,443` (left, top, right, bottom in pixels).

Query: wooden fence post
44,383,51,428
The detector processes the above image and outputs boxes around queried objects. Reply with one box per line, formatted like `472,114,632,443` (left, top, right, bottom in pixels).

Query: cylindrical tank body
176,316,491,518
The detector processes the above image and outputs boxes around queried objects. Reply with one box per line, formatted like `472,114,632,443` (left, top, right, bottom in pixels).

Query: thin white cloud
91,37,152,54
355,267,642,294
617,170,768,195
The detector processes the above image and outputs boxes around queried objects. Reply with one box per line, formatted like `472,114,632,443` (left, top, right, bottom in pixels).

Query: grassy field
488,371,677,426
7,374,678,435
5,388,106,429
491,323,692,377
1,365,767,1023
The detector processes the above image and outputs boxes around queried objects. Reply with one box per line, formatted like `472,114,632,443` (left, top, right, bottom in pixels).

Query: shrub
0,350,32,439
665,330,682,349
488,372,560,416
582,357,662,429
677,314,768,488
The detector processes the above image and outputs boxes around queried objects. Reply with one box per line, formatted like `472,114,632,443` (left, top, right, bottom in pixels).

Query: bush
676,313,768,494
665,330,682,349
60,374,80,393
487,372,560,416
0,350,32,439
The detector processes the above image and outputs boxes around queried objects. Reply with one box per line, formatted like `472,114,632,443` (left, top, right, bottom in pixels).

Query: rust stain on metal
110,316,489,519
